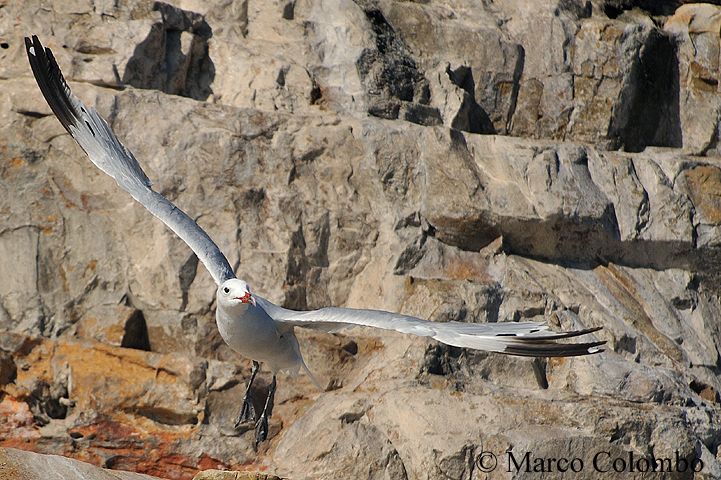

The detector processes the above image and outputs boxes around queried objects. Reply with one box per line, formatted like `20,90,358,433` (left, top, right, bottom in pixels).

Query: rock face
1,0,721,479
0,447,161,480
0,447,277,480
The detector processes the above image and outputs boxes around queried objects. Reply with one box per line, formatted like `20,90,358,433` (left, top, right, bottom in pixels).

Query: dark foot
234,360,261,429
253,374,277,447
254,413,269,446
234,394,256,428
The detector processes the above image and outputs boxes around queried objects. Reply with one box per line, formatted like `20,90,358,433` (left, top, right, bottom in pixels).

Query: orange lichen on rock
0,336,252,480
11,338,200,418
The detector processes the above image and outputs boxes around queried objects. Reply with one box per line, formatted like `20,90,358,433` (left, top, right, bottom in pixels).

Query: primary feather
256,296,604,357
25,35,235,285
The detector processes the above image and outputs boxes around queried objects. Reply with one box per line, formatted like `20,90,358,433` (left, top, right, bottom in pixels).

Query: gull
25,35,605,446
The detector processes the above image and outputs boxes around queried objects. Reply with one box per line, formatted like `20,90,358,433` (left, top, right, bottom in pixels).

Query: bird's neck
219,301,251,316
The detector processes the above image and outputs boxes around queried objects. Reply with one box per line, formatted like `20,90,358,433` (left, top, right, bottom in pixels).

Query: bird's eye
223,287,230,294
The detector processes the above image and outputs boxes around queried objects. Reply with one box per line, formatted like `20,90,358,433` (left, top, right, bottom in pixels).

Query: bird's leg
254,374,276,446
234,360,260,428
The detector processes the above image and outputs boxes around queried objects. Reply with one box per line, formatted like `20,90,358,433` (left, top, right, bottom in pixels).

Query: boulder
0,447,161,480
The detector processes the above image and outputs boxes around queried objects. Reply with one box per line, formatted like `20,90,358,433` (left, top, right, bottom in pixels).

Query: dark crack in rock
123,2,215,100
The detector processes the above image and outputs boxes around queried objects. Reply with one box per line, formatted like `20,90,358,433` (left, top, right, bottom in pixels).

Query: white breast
215,303,303,372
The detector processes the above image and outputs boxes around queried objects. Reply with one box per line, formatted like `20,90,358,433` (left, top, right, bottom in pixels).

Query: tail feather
300,359,324,391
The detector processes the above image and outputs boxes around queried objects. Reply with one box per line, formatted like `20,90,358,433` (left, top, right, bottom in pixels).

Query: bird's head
217,278,256,309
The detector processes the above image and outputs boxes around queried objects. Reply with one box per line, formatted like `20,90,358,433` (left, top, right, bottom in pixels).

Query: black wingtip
504,340,607,358
25,35,79,134
521,326,604,342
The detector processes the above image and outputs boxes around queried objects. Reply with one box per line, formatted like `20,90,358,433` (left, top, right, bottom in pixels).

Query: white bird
25,35,604,446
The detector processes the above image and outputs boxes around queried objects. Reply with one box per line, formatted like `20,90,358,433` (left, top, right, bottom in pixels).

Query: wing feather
256,296,604,357
25,36,235,285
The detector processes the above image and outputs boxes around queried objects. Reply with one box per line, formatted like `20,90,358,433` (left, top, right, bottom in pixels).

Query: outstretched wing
256,296,604,357
25,35,235,285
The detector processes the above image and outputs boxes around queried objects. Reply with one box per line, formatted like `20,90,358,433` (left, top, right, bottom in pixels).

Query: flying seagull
25,35,605,446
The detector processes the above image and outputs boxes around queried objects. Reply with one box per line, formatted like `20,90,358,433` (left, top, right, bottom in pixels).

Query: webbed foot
233,360,261,429
252,374,276,448
234,393,256,428
254,413,269,446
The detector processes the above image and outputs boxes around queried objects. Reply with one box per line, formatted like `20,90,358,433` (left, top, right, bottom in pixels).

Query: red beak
236,292,254,305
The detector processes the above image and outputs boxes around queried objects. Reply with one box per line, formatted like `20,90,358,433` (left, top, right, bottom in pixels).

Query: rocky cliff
1,0,721,479
0,446,280,480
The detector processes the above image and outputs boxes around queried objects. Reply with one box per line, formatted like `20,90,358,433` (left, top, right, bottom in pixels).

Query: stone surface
2,1,721,479
193,471,284,480
0,447,161,480
665,3,721,155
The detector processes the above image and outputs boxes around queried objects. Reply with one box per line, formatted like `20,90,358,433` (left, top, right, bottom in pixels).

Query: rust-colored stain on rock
0,337,246,480
683,165,721,225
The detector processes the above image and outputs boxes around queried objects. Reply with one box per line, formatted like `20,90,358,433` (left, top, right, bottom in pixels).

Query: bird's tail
300,359,324,392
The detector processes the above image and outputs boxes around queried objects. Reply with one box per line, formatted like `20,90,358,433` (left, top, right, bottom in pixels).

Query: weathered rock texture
0,447,161,480
193,471,284,480
2,0,721,479
0,447,278,480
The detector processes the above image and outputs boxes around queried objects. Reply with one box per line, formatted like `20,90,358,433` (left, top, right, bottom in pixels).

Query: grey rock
0,447,161,480
2,0,721,479
665,4,721,156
